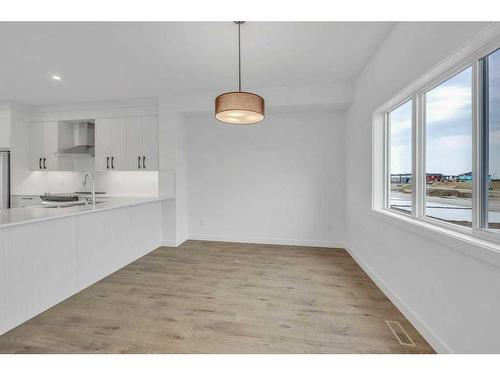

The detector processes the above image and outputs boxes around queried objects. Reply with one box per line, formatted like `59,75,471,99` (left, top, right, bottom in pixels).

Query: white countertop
0,196,170,229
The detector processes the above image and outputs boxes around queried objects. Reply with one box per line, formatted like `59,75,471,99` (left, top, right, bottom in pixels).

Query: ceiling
0,22,395,106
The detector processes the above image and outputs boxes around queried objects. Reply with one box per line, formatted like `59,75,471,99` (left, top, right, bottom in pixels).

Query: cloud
426,134,472,175
490,127,500,145
389,70,475,176
389,100,412,146
390,117,411,135
390,122,411,148
426,84,471,124
390,144,411,174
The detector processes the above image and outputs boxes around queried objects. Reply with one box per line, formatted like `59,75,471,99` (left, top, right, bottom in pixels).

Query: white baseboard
344,243,452,354
161,239,186,247
161,240,177,247
187,234,344,249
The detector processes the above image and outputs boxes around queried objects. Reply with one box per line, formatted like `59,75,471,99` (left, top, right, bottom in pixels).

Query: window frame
373,28,500,253
420,63,475,229
384,97,414,215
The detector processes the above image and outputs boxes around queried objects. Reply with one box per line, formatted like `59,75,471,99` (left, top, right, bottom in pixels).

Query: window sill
371,208,500,268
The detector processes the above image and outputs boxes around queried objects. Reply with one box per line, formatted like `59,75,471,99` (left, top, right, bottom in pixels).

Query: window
388,100,413,214
424,67,473,227
483,48,500,229
376,36,500,246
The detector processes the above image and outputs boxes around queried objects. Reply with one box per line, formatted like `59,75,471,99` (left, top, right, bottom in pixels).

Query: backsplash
13,171,159,196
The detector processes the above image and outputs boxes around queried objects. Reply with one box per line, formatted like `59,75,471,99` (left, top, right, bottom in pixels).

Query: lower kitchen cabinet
0,201,163,335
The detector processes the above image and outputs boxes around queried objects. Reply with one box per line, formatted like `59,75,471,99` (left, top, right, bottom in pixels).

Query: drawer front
11,195,43,208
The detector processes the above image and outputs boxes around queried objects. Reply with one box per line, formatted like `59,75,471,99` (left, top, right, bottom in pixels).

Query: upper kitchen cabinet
29,121,74,171
96,116,158,171
126,116,158,171
95,118,126,171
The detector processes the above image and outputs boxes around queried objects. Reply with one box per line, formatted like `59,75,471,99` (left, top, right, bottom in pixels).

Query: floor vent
385,320,416,346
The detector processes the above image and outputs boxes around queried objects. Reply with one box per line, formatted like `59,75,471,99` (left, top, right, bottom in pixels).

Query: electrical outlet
200,219,206,226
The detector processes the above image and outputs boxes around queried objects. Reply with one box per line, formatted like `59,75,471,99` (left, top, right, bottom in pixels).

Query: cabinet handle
43,158,47,169
107,156,110,169
138,156,141,169
111,156,115,169
143,156,146,169
39,158,42,169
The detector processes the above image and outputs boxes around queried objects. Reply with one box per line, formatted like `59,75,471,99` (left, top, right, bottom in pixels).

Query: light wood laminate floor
0,240,434,353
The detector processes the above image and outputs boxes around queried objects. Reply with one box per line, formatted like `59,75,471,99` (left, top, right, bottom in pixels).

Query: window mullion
473,59,482,230
411,96,418,217
384,112,390,209
478,55,491,230
415,92,425,218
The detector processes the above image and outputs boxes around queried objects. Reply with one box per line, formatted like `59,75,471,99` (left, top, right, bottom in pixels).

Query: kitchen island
0,196,167,335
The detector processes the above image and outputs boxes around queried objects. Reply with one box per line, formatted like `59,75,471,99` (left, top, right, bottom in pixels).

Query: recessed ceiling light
51,74,62,81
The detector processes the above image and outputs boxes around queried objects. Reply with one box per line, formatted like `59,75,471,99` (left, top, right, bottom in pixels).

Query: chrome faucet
82,171,96,207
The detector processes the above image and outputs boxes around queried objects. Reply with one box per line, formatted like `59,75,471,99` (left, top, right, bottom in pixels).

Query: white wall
156,84,353,246
157,111,188,247
185,108,345,247
344,22,500,353
157,106,181,246
176,115,189,244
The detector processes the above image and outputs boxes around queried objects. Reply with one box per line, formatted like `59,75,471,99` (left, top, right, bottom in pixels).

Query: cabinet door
141,116,159,170
29,123,45,170
129,202,161,261
30,121,58,171
109,118,127,170
95,119,110,171
126,117,142,171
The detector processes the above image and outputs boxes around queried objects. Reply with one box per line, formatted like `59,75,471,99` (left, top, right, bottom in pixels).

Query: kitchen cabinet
95,118,127,171
29,121,73,171
110,118,127,170
125,117,142,170
30,122,48,170
141,116,159,170
126,116,158,171
96,116,158,171
0,200,162,336
10,195,43,208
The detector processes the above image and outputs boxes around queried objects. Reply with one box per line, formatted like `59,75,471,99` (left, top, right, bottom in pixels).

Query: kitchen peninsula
0,196,167,336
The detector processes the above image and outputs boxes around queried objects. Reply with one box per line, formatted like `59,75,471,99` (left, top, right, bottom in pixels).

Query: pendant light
215,21,265,125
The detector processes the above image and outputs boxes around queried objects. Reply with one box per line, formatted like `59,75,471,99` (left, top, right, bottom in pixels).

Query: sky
390,48,500,177
425,66,472,176
389,99,412,175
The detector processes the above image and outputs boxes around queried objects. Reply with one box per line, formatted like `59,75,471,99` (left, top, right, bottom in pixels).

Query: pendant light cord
238,22,241,92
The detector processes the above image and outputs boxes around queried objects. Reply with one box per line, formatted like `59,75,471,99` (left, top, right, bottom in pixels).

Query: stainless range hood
56,121,95,157
61,144,94,155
